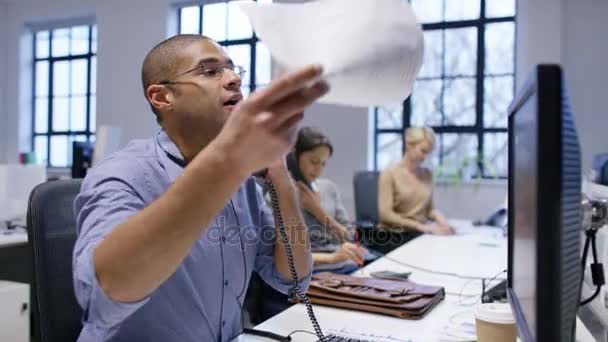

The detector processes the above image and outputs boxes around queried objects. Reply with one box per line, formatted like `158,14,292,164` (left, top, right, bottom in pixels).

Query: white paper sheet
237,0,424,107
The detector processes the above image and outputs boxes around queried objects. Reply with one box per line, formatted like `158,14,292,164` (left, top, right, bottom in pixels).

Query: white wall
516,0,608,171
0,3,9,163
95,0,173,144
562,0,608,170
515,0,563,89
301,104,369,217
1,0,173,164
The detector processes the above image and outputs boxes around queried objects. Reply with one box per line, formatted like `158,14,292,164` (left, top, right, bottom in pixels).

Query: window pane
50,135,69,167
91,25,97,54
227,1,253,39
53,61,70,96
486,0,515,18
256,42,271,85
443,77,476,126
35,31,50,59
71,96,87,131
376,104,403,129
34,136,48,165
52,97,69,131
445,0,480,21
411,79,442,126
241,86,250,98
438,133,478,178
35,98,48,133
484,76,513,128
485,22,515,75
71,25,89,55
91,56,97,94
71,59,88,95
424,146,440,170
51,28,70,57
35,61,49,96
444,27,477,76
72,134,88,143
411,0,443,24
203,2,227,41
377,133,403,170
180,6,200,34
226,45,251,86
90,96,96,132
419,30,442,78
484,133,507,177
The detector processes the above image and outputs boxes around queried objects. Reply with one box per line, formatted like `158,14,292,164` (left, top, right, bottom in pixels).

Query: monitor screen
511,92,538,340
507,64,581,342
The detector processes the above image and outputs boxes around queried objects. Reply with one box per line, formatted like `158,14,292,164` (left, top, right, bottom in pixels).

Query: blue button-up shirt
72,131,311,341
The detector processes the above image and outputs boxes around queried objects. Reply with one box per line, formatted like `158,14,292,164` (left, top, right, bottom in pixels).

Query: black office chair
353,171,381,228
353,171,419,254
27,179,83,342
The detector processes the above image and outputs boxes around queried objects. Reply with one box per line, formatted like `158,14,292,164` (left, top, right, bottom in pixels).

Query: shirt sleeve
252,183,312,295
72,172,150,336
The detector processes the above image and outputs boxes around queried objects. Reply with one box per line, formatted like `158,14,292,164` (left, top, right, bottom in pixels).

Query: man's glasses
160,64,246,85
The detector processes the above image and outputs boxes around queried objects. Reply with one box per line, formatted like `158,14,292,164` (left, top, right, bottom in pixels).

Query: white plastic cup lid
474,303,515,325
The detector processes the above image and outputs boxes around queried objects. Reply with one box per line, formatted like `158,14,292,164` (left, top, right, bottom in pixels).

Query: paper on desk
237,0,424,107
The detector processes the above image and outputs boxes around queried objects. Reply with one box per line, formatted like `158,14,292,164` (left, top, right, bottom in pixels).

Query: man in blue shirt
72,34,328,341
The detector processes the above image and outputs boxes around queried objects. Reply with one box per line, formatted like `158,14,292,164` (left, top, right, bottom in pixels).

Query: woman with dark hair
290,126,367,270
246,127,367,323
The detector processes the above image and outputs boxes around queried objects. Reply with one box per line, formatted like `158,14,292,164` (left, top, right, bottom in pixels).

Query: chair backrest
27,179,83,342
353,171,380,224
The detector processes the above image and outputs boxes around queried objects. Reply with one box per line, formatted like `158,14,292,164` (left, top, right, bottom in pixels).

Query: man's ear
147,85,174,112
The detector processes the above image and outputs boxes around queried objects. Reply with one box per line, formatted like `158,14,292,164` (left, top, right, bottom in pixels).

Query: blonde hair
405,127,436,149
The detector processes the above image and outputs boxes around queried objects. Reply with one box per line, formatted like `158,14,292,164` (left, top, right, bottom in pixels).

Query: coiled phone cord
265,179,326,341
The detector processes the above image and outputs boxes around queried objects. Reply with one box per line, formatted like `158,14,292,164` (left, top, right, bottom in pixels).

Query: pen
355,228,364,267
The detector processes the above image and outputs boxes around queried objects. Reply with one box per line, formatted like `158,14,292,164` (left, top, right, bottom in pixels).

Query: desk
0,281,29,342
0,230,30,284
235,224,595,341
0,231,28,247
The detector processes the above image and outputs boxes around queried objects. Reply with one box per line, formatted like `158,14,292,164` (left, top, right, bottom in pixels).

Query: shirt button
222,320,226,327
224,280,229,287
221,236,226,243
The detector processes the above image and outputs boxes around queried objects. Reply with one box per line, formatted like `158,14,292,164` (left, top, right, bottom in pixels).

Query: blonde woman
376,127,454,252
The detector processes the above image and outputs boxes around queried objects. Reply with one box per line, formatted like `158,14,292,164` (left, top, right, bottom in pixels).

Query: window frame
31,24,97,168
176,0,270,95
373,0,515,179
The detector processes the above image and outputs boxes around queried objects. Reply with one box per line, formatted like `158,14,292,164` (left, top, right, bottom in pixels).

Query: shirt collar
155,130,186,182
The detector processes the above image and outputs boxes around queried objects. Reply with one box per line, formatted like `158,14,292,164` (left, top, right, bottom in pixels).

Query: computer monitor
507,64,582,342
72,141,94,179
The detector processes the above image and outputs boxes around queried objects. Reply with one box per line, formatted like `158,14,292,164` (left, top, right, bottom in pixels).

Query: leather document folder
306,272,445,319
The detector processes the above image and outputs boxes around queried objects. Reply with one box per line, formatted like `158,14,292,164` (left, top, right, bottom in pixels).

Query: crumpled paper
238,0,424,107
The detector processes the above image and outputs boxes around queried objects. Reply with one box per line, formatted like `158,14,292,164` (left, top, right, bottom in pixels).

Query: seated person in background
376,127,454,253
250,127,366,323
291,126,367,271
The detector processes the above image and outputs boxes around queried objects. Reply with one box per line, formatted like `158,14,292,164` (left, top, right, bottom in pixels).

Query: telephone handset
253,153,313,189
286,152,313,190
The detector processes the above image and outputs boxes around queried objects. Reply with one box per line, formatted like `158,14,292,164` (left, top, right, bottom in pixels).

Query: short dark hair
141,34,210,119
294,126,334,159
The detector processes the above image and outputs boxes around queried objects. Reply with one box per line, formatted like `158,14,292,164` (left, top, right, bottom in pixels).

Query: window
177,0,272,96
32,24,97,168
373,0,515,179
